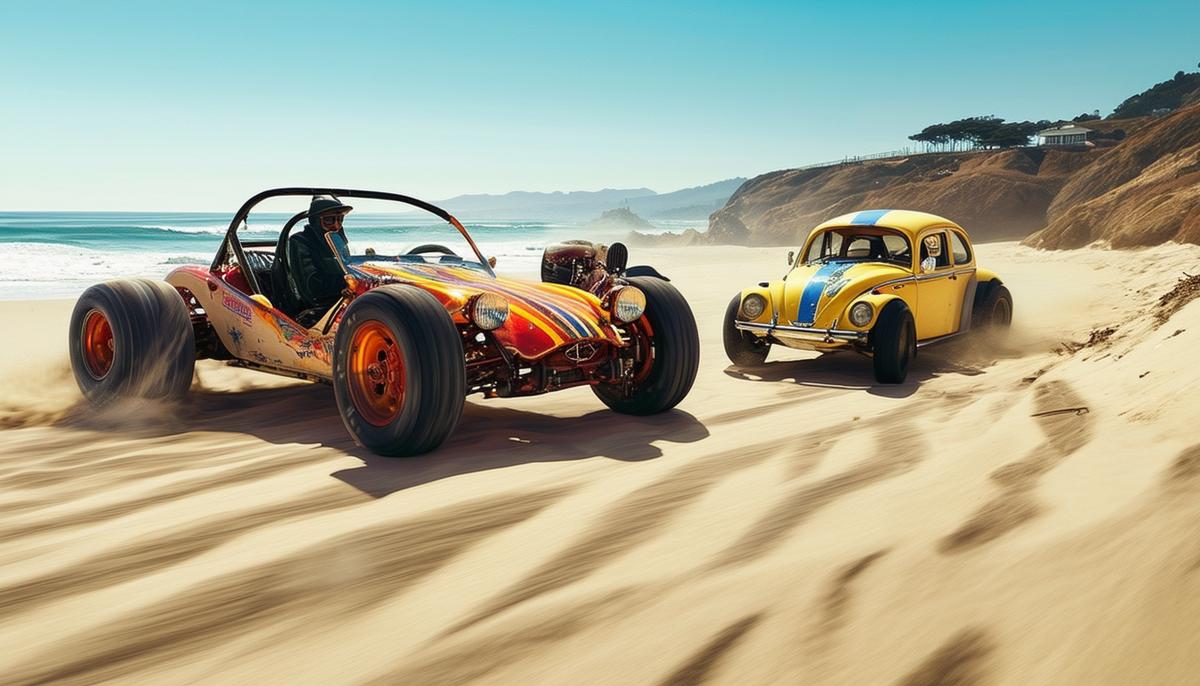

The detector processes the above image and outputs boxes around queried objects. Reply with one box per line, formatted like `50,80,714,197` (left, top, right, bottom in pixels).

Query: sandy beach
2,242,1199,685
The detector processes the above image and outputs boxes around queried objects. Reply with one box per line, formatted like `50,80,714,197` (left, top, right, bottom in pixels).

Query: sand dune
2,243,1200,684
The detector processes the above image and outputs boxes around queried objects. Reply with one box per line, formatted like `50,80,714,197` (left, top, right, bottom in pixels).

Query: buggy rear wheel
69,279,195,405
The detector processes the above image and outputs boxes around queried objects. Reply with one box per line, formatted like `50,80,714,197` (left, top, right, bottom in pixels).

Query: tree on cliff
1110,70,1200,118
909,116,1037,152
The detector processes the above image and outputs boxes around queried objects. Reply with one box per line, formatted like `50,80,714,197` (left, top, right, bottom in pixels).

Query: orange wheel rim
348,320,406,426
82,309,114,380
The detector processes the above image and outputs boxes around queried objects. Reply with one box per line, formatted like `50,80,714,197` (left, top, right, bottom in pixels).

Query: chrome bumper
734,321,867,345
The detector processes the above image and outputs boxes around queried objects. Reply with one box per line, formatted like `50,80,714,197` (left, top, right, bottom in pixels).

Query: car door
914,230,957,339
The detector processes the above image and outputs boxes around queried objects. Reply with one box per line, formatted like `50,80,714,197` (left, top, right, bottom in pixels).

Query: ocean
0,212,703,300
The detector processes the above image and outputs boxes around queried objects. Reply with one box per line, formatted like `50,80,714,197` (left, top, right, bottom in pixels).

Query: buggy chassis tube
212,187,494,295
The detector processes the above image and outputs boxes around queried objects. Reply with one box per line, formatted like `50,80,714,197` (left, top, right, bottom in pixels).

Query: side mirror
488,256,497,268
787,250,795,266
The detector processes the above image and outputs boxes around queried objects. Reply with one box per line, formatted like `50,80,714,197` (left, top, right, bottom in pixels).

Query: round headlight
470,293,509,330
611,286,646,323
849,302,874,327
740,293,767,319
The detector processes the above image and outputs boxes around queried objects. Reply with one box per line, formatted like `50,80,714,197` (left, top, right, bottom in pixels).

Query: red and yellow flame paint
352,262,622,359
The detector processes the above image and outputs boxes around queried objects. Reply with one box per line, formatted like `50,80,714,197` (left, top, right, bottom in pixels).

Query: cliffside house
1037,124,1091,146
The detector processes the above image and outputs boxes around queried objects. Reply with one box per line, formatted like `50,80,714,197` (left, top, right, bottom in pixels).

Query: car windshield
315,200,492,274
802,228,911,268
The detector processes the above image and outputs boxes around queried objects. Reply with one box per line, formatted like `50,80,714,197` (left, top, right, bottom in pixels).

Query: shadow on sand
161,383,708,498
723,339,1000,399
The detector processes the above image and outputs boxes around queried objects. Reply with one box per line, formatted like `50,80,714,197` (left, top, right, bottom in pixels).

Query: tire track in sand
897,628,994,686
3,487,568,686
941,380,1092,553
708,419,926,570
657,614,765,686
0,484,369,619
445,441,784,635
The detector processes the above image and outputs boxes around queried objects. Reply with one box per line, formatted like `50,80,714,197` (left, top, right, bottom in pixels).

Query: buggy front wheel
333,285,465,456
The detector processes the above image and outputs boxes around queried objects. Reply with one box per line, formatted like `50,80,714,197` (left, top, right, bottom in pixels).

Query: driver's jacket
288,225,345,310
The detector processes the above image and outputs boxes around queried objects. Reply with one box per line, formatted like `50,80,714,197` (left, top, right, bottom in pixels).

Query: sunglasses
320,214,346,229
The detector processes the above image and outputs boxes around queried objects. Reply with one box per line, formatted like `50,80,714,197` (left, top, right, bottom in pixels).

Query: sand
2,243,1200,685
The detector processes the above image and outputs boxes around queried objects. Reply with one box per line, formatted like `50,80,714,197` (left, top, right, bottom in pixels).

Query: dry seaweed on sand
1055,326,1118,355
1155,271,1200,324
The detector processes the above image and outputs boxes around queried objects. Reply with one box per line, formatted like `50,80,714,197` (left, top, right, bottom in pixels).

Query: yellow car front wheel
722,294,769,367
872,301,915,384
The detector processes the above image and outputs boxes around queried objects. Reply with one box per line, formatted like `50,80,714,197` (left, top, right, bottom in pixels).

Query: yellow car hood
781,261,910,327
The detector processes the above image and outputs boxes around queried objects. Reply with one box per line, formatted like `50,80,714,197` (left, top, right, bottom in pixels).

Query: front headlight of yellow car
470,293,510,330
849,301,874,327
740,293,767,319
610,286,647,323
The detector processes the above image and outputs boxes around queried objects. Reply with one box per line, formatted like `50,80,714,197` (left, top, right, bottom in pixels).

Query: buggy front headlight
611,286,646,323
849,302,874,327
470,293,509,330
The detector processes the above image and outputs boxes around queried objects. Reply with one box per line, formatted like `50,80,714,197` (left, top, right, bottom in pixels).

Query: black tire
723,294,769,366
69,279,195,405
872,300,916,384
592,276,699,415
973,283,1013,331
333,285,465,456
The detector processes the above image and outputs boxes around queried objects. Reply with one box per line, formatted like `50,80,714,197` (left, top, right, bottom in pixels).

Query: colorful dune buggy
69,188,699,455
724,209,1012,383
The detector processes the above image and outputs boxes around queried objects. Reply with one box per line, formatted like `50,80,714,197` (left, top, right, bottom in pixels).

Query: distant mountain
624,178,747,219
434,178,745,221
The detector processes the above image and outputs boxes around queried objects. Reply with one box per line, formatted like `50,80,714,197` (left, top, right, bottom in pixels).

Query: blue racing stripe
796,260,855,325
849,209,891,226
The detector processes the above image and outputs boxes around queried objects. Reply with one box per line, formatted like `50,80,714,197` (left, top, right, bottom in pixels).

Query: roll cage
211,187,493,295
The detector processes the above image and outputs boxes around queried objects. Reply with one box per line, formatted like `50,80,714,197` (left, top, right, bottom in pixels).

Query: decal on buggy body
221,292,253,324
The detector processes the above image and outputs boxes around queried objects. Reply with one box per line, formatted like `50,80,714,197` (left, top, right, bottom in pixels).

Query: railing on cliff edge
793,143,1044,172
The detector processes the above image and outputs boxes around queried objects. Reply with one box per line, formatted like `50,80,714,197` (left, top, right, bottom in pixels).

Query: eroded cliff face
1024,103,1200,249
707,146,1100,247
704,102,1200,250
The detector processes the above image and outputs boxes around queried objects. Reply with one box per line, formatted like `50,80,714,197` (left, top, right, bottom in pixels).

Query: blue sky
1,1,1197,210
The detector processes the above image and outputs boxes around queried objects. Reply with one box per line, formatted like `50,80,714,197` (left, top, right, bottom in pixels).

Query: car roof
810,209,965,239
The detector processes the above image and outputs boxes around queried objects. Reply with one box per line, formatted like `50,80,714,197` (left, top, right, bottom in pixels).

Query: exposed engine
541,240,630,294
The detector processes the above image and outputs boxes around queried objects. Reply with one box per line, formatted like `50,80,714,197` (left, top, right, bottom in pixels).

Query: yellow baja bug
724,209,1012,383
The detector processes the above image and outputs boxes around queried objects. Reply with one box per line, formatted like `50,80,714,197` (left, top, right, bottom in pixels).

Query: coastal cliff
700,101,1200,250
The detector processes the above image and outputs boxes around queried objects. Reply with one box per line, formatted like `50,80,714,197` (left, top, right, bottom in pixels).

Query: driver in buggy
288,195,352,326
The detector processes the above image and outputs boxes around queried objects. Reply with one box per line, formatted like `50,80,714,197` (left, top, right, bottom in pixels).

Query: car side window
919,232,951,271
950,231,972,265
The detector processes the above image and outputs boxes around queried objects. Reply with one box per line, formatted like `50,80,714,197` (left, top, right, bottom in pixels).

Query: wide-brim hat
309,194,353,219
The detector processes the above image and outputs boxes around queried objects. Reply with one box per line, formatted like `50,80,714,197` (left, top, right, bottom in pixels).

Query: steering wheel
406,244,459,256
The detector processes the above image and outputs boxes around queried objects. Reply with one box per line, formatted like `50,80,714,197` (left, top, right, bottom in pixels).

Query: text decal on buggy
221,292,253,324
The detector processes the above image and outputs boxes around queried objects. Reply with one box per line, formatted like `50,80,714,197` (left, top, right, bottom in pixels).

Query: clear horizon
2,1,1198,211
